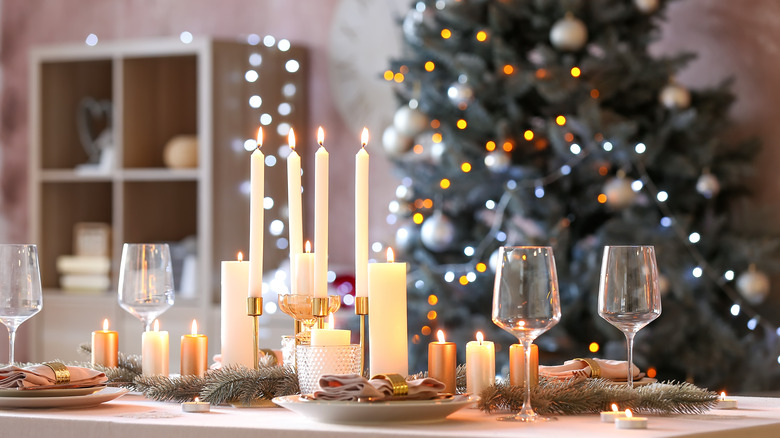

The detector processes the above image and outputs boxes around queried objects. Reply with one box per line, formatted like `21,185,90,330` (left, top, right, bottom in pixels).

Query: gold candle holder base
311,296,329,329
355,296,368,377
247,297,263,370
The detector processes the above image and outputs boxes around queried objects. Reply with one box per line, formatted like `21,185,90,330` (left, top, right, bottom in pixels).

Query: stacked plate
0,386,128,409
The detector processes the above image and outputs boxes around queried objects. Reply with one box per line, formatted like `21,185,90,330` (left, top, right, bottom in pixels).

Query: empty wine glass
492,246,561,422
0,244,43,364
118,243,174,332
598,245,662,388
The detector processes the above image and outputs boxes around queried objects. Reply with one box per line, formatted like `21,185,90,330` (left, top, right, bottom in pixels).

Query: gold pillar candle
509,343,539,386
181,319,208,376
428,330,457,394
91,318,118,368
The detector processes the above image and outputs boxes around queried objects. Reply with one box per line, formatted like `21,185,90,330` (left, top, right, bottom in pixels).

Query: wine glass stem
7,326,16,365
144,321,152,332
625,332,635,388
520,338,536,418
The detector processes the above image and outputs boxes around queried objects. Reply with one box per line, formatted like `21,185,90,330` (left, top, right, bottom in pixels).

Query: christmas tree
382,0,780,391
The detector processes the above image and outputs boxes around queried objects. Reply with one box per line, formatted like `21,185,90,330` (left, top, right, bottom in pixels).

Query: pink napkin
312,374,446,401
539,358,643,381
0,365,107,389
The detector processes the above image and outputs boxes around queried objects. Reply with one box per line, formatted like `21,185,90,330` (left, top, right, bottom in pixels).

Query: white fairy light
260,114,273,125
561,165,572,175
631,180,643,191
249,53,262,66
466,272,477,282
263,197,274,209
327,271,336,282
179,31,193,44
243,139,257,151
496,231,507,242
278,103,292,115
247,34,260,45
265,301,278,314
265,155,277,167
724,270,735,281
263,35,276,47
245,70,259,82
464,246,475,256
689,232,701,243
85,33,98,46
249,95,262,108
386,214,397,225
372,242,383,253
343,294,355,306
278,39,291,51
730,304,740,316
444,271,455,282
635,143,647,154
603,141,613,151
269,219,284,236
570,143,582,155
747,318,758,330
660,217,672,227
657,191,668,202
285,60,300,73
486,200,496,209
692,267,702,278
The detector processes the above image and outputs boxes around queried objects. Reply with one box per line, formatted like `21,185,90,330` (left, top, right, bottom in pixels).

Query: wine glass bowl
118,243,175,332
598,245,662,387
0,244,43,364
492,246,561,422
278,294,341,345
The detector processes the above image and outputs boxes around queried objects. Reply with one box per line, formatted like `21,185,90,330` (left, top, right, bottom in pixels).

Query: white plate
272,394,476,424
0,387,128,409
604,377,657,387
0,386,106,398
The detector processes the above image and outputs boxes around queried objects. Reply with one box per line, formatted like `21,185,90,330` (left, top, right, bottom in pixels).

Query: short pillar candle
91,318,118,368
509,343,538,386
465,331,495,395
428,330,457,394
181,319,208,377
142,319,169,376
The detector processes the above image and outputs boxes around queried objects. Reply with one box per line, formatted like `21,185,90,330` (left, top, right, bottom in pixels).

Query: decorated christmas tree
382,0,780,391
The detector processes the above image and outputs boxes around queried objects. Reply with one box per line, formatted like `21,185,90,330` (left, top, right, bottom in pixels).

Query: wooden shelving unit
27,37,308,366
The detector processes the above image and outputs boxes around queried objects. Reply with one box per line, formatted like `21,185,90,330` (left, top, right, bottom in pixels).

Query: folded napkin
0,364,107,389
539,358,643,381
312,374,446,401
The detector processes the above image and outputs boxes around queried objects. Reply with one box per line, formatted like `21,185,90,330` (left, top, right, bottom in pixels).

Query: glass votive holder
281,335,296,366
296,344,362,395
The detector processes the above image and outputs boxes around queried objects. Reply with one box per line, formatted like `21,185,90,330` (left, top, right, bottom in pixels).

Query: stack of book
57,255,111,293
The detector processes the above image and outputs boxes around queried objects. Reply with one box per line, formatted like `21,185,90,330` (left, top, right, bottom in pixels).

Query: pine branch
134,374,205,403
478,378,717,415
200,365,299,405
78,343,142,387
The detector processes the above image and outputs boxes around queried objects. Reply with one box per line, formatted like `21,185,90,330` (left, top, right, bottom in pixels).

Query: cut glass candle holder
296,344,361,395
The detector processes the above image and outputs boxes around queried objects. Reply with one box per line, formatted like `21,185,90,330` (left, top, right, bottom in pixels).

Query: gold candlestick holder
355,296,368,377
246,297,263,370
311,296,329,329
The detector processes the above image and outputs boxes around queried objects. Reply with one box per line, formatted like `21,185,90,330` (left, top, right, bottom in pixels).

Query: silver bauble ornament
484,151,511,172
382,126,414,157
696,172,721,199
395,222,419,253
430,140,448,164
393,105,429,137
603,173,637,209
550,15,588,51
447,82,474,106
420,211,456,252
489,247,502,272
737,265,771,305
395,184,413,201
634,0,660,13
659,83,691,109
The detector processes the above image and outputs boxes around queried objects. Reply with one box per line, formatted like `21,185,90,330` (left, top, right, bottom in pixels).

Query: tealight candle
615,409,647,429
142,320,169,376
181,319,208,376
182,397,210,413
466,331,495,395
428,330,457,394
91,318,118,368
600,403,623,423
716,391,738,409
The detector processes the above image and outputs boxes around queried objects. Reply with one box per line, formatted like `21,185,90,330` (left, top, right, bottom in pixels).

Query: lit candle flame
624,409,633,418
611,403,618,412
194,397,200,403
102,318,110,331
328,313,335,330
237,251,243,262
256,127,263,148
387,247,395,263
437,329,446,343
288,128,296,150
153,319,160,332
720,391,726,401
317,126,325,146
305,240,312,253
191,319,198,335
361,127,369,147
476,331,484,344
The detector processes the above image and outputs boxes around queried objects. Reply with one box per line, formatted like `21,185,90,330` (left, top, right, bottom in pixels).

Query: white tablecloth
0,394,778,438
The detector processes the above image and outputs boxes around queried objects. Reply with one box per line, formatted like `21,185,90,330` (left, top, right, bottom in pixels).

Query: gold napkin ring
371,373,409,397
43,362,70,384
573,358,601,379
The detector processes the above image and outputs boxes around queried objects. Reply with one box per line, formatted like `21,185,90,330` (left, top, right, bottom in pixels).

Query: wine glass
118,243,174,332
598,245,662,388
492,246,561,422
0,244,43,364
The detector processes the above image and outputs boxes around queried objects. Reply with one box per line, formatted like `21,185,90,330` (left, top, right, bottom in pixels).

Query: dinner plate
604,377,657,387
0,386,106,398
272,394,476,424
0,387,128,409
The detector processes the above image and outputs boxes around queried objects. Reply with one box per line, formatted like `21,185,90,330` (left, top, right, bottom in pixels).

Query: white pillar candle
287,128,303,294
313,127,329,299
600,404,623,423
142,320,169,376
355,128,369,298
91,318,118,368
248,128,264,298
368,247,408,377
311,315,351,346
220,252,255,368
615,410,648,429
716,392,738,409
466,331,495,395
295,241,315,295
